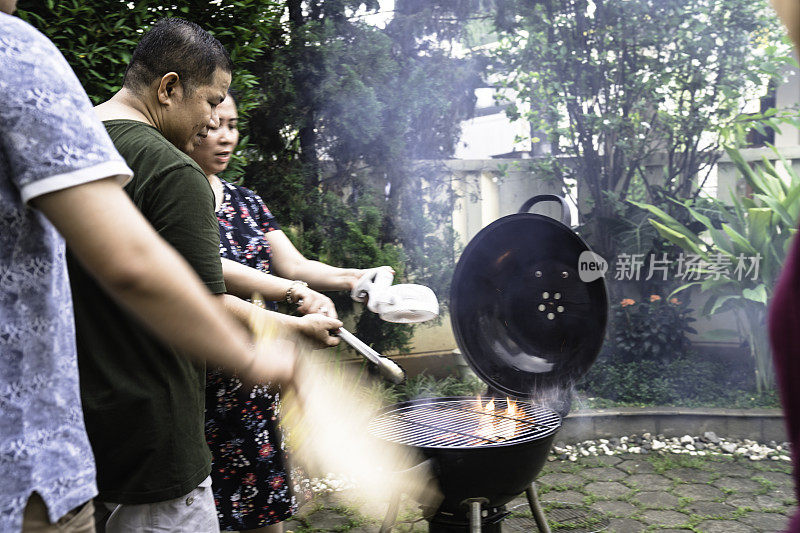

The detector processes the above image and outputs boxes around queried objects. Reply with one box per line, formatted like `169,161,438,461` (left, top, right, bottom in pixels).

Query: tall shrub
632,145,800,391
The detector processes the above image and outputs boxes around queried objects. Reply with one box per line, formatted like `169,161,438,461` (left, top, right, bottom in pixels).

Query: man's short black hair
123,18,232,94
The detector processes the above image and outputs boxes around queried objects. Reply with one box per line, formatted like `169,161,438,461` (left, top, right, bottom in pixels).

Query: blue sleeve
0,14,131,203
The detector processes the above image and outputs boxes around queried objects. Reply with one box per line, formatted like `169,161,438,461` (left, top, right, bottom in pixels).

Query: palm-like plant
631,146,800,392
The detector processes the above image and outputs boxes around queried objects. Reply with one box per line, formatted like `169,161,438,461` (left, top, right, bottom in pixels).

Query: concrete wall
560,407,786,444
448,158,565,246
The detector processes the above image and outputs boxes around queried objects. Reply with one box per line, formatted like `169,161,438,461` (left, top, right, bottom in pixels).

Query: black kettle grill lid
450,195,608,401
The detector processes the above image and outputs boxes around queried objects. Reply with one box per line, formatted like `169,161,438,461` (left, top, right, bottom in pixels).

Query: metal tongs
337,327,406,384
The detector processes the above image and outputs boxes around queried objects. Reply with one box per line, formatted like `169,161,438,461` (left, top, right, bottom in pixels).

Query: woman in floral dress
191,93,387,533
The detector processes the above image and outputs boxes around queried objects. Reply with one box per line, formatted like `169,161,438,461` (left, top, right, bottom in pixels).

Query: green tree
17,0,282,177
489,0,791,264
18,0,482,352
242,0,482,351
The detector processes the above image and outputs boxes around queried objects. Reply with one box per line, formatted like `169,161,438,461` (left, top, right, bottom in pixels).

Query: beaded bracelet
285,280,309,304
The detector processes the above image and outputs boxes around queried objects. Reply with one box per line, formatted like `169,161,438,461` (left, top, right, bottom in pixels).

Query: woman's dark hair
123,18,232,94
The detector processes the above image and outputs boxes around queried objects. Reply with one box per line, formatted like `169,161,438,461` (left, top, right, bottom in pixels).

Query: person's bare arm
221,257,337,316
32,177,294,384
218,293,342,348
267,230,368,291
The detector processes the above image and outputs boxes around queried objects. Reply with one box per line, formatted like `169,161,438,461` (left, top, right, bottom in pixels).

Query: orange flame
506,398,517,417
473,396,522,442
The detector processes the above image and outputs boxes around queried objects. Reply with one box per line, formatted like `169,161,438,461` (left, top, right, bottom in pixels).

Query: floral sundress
205,180,297,530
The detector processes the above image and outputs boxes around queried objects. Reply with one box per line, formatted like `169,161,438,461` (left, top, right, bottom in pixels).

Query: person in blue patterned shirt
0,4,300,532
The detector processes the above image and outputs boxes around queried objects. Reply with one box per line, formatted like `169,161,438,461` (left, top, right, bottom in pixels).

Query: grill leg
526,483,551,533
469,500,482,533
379,493,400,533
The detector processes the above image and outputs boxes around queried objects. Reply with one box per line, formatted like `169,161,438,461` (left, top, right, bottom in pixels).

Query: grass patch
677,496,693,507
752,476,777,495
750,460,793,474
646,453,709,474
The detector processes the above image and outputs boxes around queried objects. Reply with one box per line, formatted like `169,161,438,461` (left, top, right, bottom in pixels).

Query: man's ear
156,72,182,105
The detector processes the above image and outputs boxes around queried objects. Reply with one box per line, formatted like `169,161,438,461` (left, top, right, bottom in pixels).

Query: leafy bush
631,143,800,391
395,374,487,401
578,354,779,408
366,373,487,407
611,295,696,364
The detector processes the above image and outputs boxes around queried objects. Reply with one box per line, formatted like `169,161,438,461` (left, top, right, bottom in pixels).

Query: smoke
526,382,597,443
249,305,441,518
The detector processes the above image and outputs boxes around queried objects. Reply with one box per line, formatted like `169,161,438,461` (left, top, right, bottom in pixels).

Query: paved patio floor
285,451,797,532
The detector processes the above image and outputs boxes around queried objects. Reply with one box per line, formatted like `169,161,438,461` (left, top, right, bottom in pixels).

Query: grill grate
369,398,560,449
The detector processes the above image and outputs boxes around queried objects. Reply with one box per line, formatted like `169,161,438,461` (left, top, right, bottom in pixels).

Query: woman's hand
295,313,342,348
350,266,396,301
291,285,338,318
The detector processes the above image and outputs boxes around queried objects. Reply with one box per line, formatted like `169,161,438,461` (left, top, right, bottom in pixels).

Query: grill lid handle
518,194,573,227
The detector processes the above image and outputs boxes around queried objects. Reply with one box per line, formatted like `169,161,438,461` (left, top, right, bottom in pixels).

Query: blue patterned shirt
0,14,131,531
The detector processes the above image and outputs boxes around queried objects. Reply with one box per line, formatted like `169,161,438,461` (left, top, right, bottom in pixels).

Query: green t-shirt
68,120,225,504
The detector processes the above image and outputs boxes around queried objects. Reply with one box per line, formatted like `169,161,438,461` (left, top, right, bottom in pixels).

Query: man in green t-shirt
69,19,341,532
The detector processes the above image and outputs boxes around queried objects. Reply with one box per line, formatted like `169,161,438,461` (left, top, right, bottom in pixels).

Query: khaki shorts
22,493,94,533
96,476,219,533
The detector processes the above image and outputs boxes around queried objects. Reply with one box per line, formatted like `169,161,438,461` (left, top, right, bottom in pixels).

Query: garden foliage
578,354,778,408
487,0,790,265
18,0,481,352
610,296,696,365
632,144,800,391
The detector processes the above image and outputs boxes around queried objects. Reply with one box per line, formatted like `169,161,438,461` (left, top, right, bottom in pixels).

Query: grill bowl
369,396,561,513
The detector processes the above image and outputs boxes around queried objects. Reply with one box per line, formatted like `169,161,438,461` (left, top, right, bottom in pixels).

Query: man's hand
296,313,342,348
241,338,298,388
292,285,338,318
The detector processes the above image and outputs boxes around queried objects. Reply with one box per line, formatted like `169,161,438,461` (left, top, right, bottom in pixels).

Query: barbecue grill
370,195,608,533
